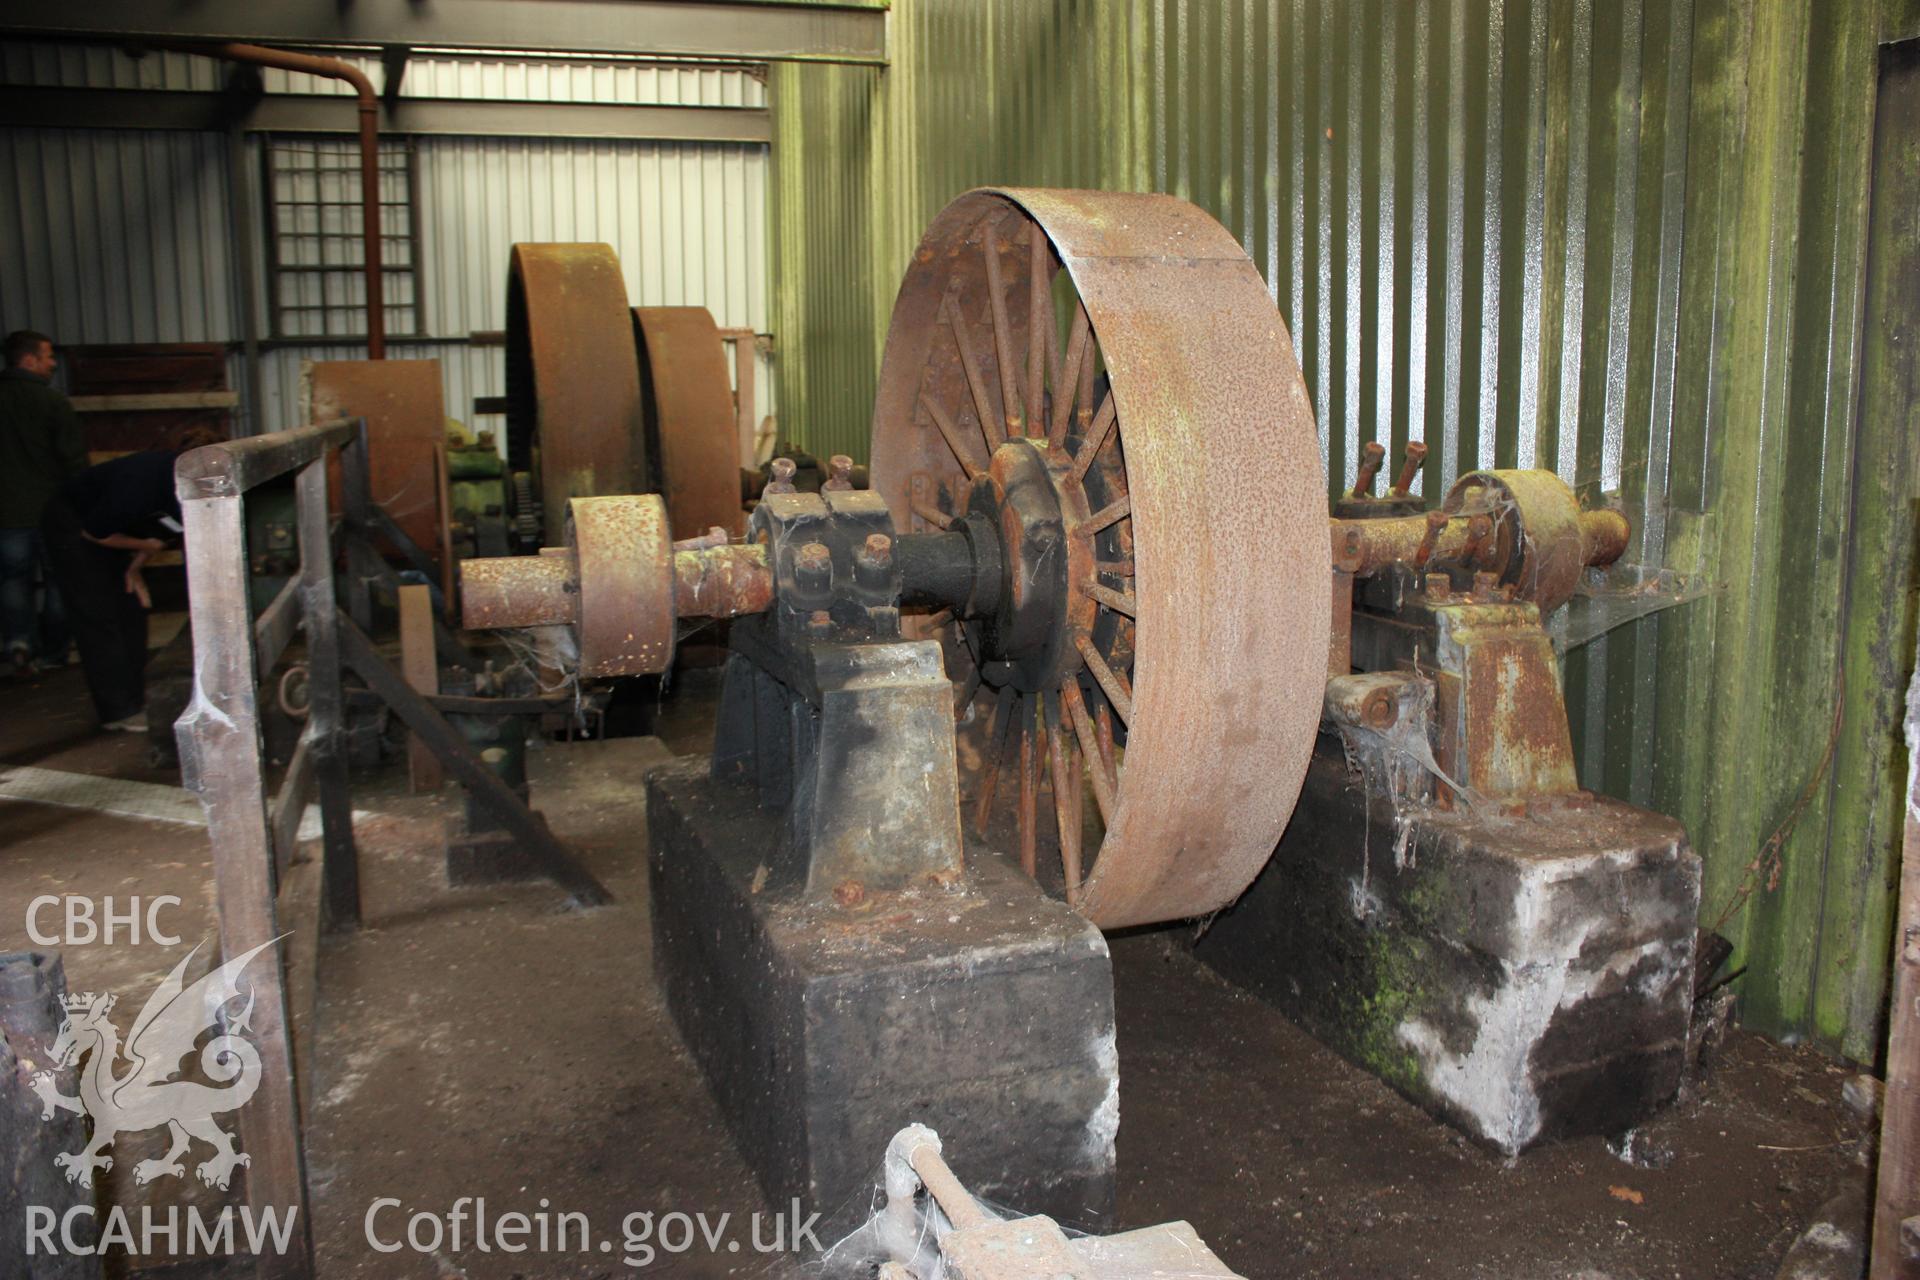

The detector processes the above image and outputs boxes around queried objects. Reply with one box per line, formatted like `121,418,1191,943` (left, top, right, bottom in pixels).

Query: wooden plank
175,493,314,1279
269,723,317,881
176,418,356,499
296,455,360,931
398,584,442,793
338,615,613,907
71,390,239,411
1871,638,1920,1280
252,573,303,675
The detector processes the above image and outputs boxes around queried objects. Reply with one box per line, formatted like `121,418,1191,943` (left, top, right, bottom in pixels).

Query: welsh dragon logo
28,939,275,1190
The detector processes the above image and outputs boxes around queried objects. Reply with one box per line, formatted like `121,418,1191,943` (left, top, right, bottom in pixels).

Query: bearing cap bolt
1413,509,1450,568
1426,572,1451,603
858,532,893,570
795,541,832,588
1472,570,1499,600
1352,441,1386,498
767,457,798,495
1392,441,1429,496
824,455,855,492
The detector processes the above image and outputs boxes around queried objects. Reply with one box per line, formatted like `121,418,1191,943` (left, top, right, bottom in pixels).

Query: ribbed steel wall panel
0,45,772,445
771,0,1912,1056
0,128,236,344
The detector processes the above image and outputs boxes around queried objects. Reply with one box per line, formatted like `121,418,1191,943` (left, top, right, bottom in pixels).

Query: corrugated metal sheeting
0,43,771,440
770,0,1918,1057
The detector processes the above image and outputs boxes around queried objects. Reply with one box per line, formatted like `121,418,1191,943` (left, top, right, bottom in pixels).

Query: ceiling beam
0,86,772,143
380,47,410,108
0,1,888,65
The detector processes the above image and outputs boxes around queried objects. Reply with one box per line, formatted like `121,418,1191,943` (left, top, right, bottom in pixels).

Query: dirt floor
0,659,1878,1279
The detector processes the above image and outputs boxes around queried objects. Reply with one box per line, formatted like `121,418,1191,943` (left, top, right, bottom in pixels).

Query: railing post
296,454,360,931
176,490,315,1280
339,416,376,632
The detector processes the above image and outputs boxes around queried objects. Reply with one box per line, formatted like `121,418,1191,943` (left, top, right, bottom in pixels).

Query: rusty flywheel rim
870,188,1329,930
633,305,745,540
505,243,647,540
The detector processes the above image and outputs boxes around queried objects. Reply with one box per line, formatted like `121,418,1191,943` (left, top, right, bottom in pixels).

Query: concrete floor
0,659,1876,1279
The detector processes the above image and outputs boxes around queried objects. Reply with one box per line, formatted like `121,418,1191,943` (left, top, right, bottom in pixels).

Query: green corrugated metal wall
769,0,1920,1059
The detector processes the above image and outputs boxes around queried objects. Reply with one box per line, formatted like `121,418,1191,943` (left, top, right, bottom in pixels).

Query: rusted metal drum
568,494,675,677
505,244,646,541
633,306,744,538
869,188,1330,930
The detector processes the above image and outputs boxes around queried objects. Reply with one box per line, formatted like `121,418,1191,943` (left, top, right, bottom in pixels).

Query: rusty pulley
504,243,648,543
868,188,1330,930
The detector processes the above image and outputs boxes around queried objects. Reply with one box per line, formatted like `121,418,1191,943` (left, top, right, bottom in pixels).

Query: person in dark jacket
41,431,218,732
0,330,86,672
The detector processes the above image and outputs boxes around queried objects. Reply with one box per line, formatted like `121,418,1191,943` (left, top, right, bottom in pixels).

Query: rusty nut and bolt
795,541,832,587
1425,572,1451,602
1393,440,1429,495
857,532,893,570
767,457,798,495
824,454,855,491
1472,570,1500,600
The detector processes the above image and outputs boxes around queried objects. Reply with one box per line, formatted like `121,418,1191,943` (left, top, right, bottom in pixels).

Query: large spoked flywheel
869,188,1329,930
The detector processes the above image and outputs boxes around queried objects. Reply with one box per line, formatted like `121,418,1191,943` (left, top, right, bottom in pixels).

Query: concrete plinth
1197,747,1701,1155
647,759,1118,1235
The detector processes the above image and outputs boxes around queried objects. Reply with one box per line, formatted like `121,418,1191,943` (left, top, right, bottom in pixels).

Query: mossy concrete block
1197,747,1701,1155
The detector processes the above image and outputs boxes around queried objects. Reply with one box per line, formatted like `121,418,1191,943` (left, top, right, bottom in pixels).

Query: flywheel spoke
973,686,1017,836
1073,394,1119,482
1054,304,1091,449
1026,225,1050,444
920,392,987,480
1062,678,1114,827
1046,692,1083,907
1075,634,1133,726
943,296,1001,446
983,216,1024,436
1018,707,1038,876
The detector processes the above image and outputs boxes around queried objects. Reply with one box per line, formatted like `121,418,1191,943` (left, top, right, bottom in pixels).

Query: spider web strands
940,295,1001,448
1094,558,1135,576
919,392,987,480
1072,394,1118,482
1080,580,1137,617
982,215,1024,436
1062,677,1115,826
1075,634,1132,726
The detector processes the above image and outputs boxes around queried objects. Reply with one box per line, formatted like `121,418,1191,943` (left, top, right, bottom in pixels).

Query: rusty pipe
193,43,385,360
